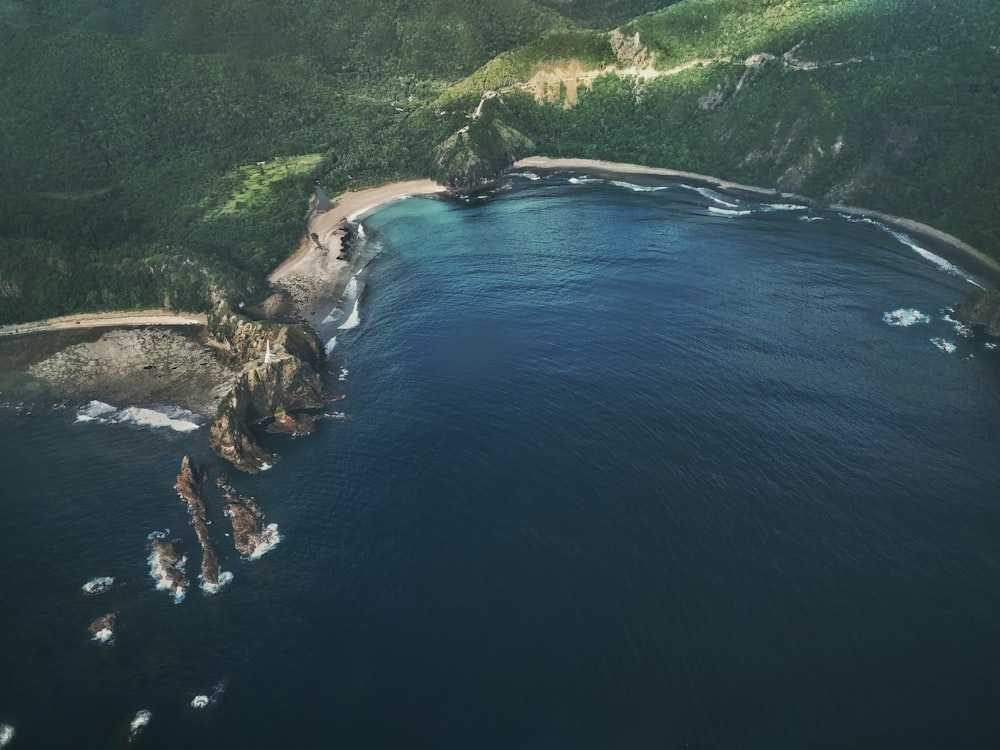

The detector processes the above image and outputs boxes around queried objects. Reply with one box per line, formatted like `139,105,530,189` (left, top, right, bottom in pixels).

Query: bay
2,174,1000,748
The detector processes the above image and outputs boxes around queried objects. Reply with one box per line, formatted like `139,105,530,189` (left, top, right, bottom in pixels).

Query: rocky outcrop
207,303,335,473
174,457,222,590
953,289,1000,337
149,537,188,601
217,476,281,558
89,612,117,644
435,117,534,193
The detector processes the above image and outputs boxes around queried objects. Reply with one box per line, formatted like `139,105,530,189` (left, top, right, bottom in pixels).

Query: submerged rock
89,612,117,644
953,289,1000,337
217,476,281,558
174,457,226,592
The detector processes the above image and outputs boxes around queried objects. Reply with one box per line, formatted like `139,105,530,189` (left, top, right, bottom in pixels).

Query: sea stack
217,476,281,558
174,457,225,591
149,536,189,601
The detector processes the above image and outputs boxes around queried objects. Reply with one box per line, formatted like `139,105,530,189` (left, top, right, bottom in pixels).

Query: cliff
207,303,335,473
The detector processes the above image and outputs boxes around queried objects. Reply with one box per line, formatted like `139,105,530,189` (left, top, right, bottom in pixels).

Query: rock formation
207,303,335,473
149,537,188,601
217,476,280,558
174,456,223,590
953,289,1000,337
89,612,117,643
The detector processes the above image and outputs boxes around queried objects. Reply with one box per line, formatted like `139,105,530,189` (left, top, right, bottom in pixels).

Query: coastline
513,156,1000,286
268,179,447,326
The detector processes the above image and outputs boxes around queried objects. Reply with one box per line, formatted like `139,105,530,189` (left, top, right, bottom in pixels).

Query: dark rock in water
953,289,1000,337
81,576,114,595
150,537,188,600
174,457,224,591
217,476,280,558
207,303,335,473
89,612,117,643
266,409,316,435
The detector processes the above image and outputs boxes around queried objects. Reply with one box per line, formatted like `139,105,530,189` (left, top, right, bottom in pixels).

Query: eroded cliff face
207,304,335,473
217,476,279,558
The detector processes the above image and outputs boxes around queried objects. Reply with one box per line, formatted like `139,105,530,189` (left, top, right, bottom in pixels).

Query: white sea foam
147,544,187,603
76,400,117,422
609,180,666,193
798,215,824,222
681,184,739,208
985,342,997,351
847,215,984,287
338,368,348,381
82,576,115,595
76,402,201,432
92,627,114,644
249,523,282,560
0,724,14,748
200,569,234,595
325,336,337,354
708,206,752,217
356,223,366,238
339,297,361,329
191,695,210,709
128,710,151,740
761,202,808,211
260,462,273,471
567,176,600,184
518,172,541,181
146,529,168,540
930,337,957,354
882,309,931,327
942,311,974,338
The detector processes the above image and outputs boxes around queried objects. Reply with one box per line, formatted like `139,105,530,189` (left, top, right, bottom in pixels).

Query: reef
953,288,1000,337
217,476,280,558
174,456,222,589
207,303,335,473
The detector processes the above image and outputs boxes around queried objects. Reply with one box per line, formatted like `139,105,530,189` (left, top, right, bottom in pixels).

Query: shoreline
268,179,447,327
513,156,1000,287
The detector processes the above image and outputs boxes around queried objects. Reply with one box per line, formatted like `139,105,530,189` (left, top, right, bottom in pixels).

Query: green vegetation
1,0,998,323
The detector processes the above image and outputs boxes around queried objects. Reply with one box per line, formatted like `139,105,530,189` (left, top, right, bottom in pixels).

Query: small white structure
264,339,275,365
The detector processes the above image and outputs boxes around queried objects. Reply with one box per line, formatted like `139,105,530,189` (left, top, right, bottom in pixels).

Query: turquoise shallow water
2,174,1000,748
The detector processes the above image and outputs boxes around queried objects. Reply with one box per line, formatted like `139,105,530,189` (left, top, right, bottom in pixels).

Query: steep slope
439,0,1000,256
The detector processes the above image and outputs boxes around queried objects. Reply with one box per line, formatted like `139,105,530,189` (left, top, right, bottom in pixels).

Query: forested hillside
1,0,997,323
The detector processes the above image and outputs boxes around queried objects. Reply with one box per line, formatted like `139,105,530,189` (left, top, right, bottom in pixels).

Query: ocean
2,172,1000,748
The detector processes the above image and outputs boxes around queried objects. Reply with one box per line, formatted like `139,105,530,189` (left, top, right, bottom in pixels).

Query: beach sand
269,180,447,326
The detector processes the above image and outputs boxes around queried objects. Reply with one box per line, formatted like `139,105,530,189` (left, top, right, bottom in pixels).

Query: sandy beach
268,180,447,324
515,156,1000,283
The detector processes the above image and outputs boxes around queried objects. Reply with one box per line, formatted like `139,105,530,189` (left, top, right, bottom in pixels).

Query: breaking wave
761,203,808,212
708,206,752,217
128,710,151,741
930,337,957,354
147,538,187,604
325,336,337,354
942,311,974,338
681,184,739,208
249,523,282,560
76,401,202,433
82,576,115,595
200,570,234,595
845,215,984,287
0,724,14,748
882,309,931,327
609,180,667,193
92,626,114,644
191,680,228,709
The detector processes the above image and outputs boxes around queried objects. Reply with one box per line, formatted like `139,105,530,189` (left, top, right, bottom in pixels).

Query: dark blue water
3,174,1000,748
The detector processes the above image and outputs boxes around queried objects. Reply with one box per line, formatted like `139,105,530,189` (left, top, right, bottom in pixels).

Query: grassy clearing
204,154,322,219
